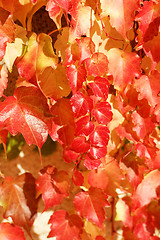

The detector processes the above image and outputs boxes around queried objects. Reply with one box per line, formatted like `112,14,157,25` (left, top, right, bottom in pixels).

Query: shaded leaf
17,33,58,81
38,65,71,100
0,173,38,232
0,8,15,59
50,98,75,145
0,65,8,97
36,165,70,211
72,171,84,186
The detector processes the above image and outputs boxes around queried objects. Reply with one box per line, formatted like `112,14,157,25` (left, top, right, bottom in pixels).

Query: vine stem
48,27,66,36
110,197,115,239
2,94,7,99
95,0,124,42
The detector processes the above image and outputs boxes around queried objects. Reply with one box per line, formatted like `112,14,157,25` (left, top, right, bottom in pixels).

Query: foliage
0,0,160,239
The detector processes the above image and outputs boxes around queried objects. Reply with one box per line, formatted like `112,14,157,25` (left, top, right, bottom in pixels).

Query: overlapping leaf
92,102,113,125
48,210,83,240
134,71,160,109
0,7,15,59
88,156,123,196
67,64,86,93
133,170,160,209
74,187,109,228
85,53,108,77
38,65,71,100
71,92,92,118
107,48,141,91
36,165,70,211
136,1,160,42
50,98,75,145
75,116,94,136
0,223,26,240
17,33,58,80
0,173,38,232
0,86,53,148
46,0,81,28
89,125,110,147
0,65,8,96
100,0,140,39
88,76,110,100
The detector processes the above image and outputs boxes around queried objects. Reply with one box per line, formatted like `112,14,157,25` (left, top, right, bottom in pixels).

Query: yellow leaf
38,65,71,100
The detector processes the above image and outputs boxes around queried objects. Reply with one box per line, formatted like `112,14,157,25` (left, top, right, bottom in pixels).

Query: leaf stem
95,0,124,42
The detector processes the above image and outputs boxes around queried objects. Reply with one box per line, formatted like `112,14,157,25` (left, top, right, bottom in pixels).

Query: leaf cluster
0,0,160,239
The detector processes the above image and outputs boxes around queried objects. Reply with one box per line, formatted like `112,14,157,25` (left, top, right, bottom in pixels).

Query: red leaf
74,187,109,228
143,32,160,66
70,6,92,40
95,236,106,240
71,136,90,153
0,8,15,59
85,53,108,77
71,92,91,118
17,33,58,81
50,98,75,145
36,165,70,211
84,154,102,170
72,171,84,186
77,37,95,63
133,170,160,208
107,48,141,92
88,168,109,190
100,0,140,39
0,65,8,97
88,156,123,196
89,76,110,100
133,169,160,207
67,64,86,93
17,33,37,80
0,173,38,233
89,146,107,160
89,125,110,147
75,116,95,136
92,102,113,126
132,111,155,141
63,149,80,163
48,210,83,240
136,1,160,42
135,70,160,109
0,223,26,240
0,86,51,148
